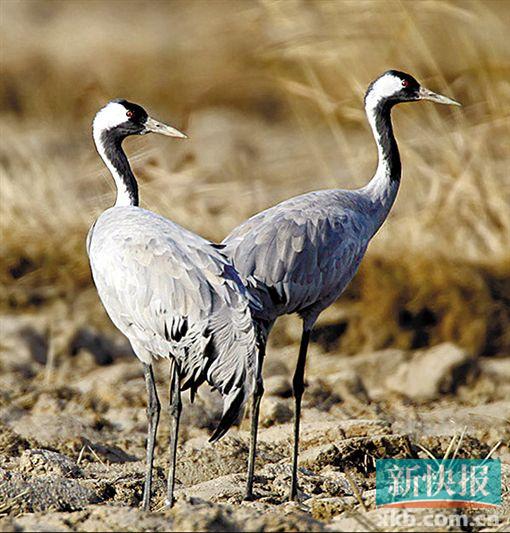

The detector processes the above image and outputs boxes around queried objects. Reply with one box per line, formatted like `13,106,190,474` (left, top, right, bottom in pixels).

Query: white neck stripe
93,130,134,207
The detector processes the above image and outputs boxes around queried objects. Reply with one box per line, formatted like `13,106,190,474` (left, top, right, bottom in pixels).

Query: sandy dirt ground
0,314,509,532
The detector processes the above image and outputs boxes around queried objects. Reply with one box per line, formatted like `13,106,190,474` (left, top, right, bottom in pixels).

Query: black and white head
365,70,461,111
92,100,187,207
93,99,187,143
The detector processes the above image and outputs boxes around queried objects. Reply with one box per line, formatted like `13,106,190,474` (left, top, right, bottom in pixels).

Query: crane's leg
142,363,161,511
289,326,311,501
245,344,266,500
166,360,182,508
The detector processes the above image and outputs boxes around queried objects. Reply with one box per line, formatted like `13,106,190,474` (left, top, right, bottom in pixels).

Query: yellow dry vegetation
1,0,509,354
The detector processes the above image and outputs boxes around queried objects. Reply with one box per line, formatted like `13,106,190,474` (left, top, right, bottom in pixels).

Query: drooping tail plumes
209,384,248,442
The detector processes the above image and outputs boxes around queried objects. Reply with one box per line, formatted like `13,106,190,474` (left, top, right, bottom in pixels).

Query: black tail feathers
209,387,246,443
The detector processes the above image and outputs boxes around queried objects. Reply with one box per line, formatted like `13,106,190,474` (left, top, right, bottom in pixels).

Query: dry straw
1,0,508,353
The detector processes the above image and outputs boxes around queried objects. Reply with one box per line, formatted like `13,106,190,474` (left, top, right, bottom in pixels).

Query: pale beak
144,116,187,138
418,86,461,106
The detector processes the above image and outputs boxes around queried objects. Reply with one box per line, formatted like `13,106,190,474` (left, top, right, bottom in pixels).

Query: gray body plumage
88,206,258,436
222,187,389,332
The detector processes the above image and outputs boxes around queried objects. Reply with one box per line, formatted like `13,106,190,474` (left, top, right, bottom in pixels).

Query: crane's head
364,70,461,110
93,99,187,141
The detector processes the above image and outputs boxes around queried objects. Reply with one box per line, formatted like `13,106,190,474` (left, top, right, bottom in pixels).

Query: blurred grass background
1,0,509,356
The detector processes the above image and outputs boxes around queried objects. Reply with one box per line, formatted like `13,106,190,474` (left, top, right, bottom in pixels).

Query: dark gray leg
142,363,160,511
166,360,182,507
289,326,311,501
245,345,266,500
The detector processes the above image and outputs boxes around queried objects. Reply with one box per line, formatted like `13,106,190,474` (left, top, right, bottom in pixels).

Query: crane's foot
141,496,151,512
289,485,308,503
141,487,151,511
164,497,175,509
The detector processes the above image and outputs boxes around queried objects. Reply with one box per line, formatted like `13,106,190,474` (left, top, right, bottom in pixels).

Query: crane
87,99,259,509
222,71,461,500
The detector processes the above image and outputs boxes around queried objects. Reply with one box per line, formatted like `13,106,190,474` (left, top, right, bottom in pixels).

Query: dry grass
1,0,509,353
340,254,510,356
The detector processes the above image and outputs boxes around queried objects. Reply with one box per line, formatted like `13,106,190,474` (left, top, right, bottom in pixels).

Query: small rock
177,437,248,486
386,343,476,401
10,413,102,447
310,496,351,520
264,375,292,397
20,449,82,478
320,467,354,497
0,514,74,532
299,444,341,471
260,397,293,427
339,419,391,439
308,348,407,401
326,370,369,402
1,505,171,532
305,379,342,410
247,504,327,532
176,473,244,504
0,475,100,513
80,505,171,532
480,357,510,382
261,461,327,499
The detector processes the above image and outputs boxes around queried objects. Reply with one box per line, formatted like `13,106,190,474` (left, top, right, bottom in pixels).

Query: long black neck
362,98,401,233
372,101,401,182
97,129,139,207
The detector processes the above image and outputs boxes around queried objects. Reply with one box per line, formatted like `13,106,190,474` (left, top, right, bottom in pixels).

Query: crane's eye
401,79,409,88
126,110,134,119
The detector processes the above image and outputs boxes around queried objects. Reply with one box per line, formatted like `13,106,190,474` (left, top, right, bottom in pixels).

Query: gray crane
222,71,461,501
87,99,259,510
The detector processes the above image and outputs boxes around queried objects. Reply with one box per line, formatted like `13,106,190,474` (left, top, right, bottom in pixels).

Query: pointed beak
418,86,461,106
144,116,187,138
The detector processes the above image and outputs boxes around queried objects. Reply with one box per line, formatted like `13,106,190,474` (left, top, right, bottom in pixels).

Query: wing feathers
88,207,257,440
222,190,371,320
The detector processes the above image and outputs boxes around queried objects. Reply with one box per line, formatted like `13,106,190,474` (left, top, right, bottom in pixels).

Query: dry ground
0,318,509,531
